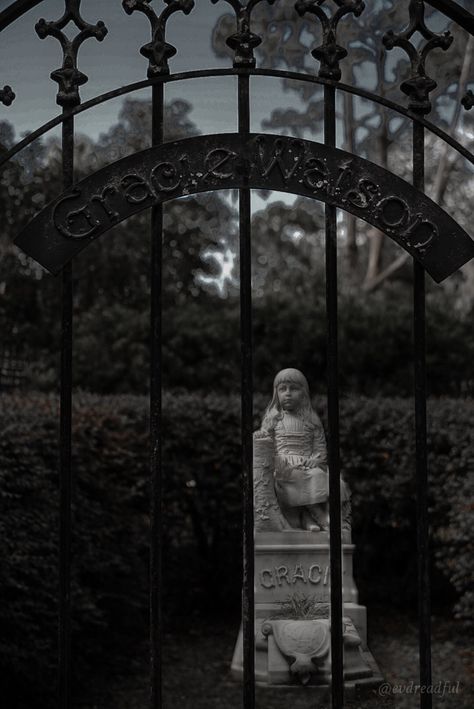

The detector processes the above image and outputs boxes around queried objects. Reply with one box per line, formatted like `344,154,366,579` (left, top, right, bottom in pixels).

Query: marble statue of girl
257,368,350,532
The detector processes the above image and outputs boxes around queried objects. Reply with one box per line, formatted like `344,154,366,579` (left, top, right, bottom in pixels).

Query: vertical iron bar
59,112,74,709
238,73,255,709
413,120,432,709
324,84,344,709
150,82,164,709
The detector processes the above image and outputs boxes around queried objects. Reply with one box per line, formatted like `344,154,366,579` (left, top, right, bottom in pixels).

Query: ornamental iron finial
35,0,108,108
382,0,452,115
123,0,195,77
0,85,15,106
210,0,277,68
295,0,365,81
462,89,474,111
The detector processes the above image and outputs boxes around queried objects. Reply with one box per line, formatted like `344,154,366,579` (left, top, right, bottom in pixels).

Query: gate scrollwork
35,0,108,107
211,0,278,67
383,0,453,114
462,89,474,110
0,84,15,106
123,0,195,77
295,0,365,80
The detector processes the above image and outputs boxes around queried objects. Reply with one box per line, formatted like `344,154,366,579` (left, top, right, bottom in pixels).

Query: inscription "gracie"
260,563,331,589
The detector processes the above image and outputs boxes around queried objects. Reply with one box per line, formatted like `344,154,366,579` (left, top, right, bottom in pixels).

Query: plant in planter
262,594,368,686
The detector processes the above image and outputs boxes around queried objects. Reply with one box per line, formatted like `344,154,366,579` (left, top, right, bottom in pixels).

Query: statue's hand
254,428,272,441
305,454,323,468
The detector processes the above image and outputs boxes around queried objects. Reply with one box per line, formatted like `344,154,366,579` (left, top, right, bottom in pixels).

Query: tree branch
365,34,474,292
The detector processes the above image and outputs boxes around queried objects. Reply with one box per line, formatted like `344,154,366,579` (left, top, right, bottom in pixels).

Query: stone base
253,531,357,606
231,606,383,689
231,531,383,689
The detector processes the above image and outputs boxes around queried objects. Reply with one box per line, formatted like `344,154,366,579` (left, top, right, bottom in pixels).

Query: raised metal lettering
53,190,100,240
378,196,410,228
90,185,120,222
344,178,380,209
151,161,182,193
303,157,329,191
256,136,304,182
333,164,354,195
203,148,237,180
121,173,154,204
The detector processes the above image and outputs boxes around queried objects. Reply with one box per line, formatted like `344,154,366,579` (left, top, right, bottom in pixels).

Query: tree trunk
364,35,474,292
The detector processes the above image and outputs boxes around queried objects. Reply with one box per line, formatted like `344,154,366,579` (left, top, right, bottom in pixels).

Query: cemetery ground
76,606,473,709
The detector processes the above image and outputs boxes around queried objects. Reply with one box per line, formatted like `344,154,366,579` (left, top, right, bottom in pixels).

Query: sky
0,0,470,218
0,0,322,218
0,1,468,143
0,0,308,142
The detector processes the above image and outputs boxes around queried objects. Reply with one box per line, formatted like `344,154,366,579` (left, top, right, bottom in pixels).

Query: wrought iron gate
1,1,473,708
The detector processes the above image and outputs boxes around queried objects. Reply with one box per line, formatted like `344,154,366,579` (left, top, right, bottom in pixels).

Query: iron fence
1,1,473,708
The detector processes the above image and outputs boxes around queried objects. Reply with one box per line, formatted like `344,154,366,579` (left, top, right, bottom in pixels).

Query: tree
211,1,473,290
0,98,238,392
251,197,325,299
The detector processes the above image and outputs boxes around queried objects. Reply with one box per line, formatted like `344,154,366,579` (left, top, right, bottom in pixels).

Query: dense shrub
0,394,149,708
17,291,474,397
338,396,473,621
0,392,471,705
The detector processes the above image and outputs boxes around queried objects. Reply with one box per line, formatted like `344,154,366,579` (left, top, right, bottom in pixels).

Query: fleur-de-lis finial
0,85,15,106
461,89,474,111
211,0,277,68
383,0,452,115
123,0,195,77
35,0,108,107
295,0,365,81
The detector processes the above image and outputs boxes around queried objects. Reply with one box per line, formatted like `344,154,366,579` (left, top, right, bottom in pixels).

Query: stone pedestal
231,531,383,689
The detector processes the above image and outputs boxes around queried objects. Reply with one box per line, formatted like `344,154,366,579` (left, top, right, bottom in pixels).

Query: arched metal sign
16,133,474,281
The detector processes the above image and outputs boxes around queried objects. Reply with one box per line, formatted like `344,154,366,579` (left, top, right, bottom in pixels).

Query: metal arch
427,0,474,35
15,132,474,280
1,68,474,170
0,0,43,31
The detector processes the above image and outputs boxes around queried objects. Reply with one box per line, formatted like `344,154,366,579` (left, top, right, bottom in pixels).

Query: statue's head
273,368,309,394
272,368,311,414
260,368,316,430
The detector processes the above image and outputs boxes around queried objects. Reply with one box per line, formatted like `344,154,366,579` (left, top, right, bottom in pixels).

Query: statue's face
276,381,305,412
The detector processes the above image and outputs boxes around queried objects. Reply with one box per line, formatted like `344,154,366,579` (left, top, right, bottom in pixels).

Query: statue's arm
253,427,291,531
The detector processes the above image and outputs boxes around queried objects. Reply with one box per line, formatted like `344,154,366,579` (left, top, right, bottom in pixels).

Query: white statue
254,368,351,532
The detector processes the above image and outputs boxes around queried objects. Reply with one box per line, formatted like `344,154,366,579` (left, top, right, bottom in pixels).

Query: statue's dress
273,412,349,508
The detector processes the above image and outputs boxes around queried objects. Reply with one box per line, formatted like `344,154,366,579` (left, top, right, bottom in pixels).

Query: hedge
17,292,474,397
0,391,472,706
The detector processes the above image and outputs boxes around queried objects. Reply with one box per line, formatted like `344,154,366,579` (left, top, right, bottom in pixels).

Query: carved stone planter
262,619,331,685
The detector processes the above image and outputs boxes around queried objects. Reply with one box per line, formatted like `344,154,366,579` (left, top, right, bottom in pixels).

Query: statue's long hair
260,368,320,433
